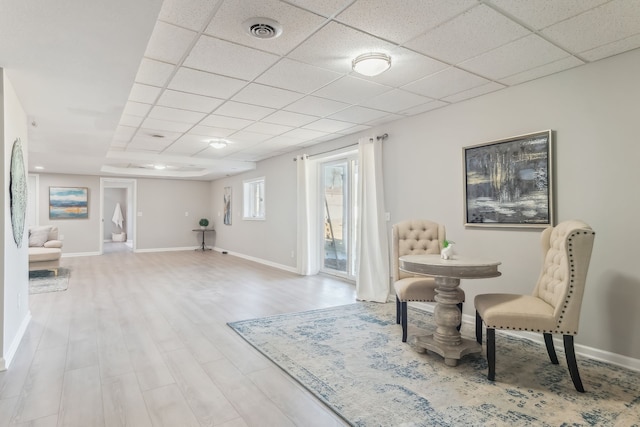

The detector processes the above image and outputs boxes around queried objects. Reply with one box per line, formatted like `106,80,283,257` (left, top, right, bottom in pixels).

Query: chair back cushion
392,220,444,281
533,220,595,334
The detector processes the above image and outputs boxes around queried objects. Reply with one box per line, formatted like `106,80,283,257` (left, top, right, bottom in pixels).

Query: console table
193,228,215,251
399,254,501,366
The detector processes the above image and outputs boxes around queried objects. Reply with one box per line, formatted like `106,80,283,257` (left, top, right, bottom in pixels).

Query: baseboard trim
2,311,32,371
134,247,196,253
212,247,297,273
410,302,640,373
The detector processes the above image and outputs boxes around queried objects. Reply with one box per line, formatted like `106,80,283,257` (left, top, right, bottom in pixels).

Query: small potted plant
441,239,455,260
199,218,209,229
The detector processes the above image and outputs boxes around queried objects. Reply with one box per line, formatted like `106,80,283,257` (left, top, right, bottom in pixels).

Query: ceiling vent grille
243,18,282,39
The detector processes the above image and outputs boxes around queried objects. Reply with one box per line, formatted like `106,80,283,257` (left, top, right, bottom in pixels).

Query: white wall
211,49,640,361
1,70,30,369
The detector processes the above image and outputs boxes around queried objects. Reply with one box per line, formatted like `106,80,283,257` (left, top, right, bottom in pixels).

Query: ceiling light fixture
154,164,166,170
209,139,228,149
352,52,392,77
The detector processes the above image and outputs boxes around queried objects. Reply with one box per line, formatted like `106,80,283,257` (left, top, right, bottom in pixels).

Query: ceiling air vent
243,17,282,39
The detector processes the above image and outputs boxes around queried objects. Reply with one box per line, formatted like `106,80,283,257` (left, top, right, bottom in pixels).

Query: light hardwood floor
1,250,356,426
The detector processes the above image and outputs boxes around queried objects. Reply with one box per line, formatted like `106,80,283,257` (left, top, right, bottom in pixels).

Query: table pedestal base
411,334,482,367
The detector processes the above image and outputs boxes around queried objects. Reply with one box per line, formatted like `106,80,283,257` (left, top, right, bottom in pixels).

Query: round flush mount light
154,164,167,170
209,139,228,149
243,17,283,39
352,52,392,77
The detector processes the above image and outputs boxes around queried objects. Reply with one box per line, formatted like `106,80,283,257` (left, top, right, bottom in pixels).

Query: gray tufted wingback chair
393,220,464,342
475,220,595,392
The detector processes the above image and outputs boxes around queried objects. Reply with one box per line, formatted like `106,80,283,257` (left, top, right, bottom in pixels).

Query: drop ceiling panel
189,125,236,138
141,117,193,133
288,21,397,74
144,21,197,64
135,58,176,87
163,138,209,155
442,82,506,103
227,130,272,144
283,96,349,117
255,59,343,94
312,75,392,104
281,128,331,140
231,83,304,109
402,67,489,99
400,100,449,116
123,101,152,117
499,56,584,86
540,0,640,54
405,4,531,64
337,0,476,44
168,67,247,99
183,35,280,81
147,106,207,124
360,89,433,113
214,101,275,121
201,115,253,130
244,122,294,136
262,110,318,127
336,124,371,135
204,0,326,55
285,0,353,18
157,90,225,113
488,0,610,30
158,0,220,31
303,118,354,133
113,126,137,142
129,83,162,104
459,34,570,80
119,115,144,127
580,34,640,62
328,106,389,124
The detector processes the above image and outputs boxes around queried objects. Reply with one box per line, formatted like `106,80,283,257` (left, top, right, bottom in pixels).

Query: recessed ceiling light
154,164,167,170
209,139,228,149
34,166,44,170
352,52,392,77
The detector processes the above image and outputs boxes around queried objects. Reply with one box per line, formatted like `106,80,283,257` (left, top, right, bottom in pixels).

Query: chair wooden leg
487,328,495,381
475,311,482,344
564,335,585,392
456,302,463,331
543,333,559,364
401,301,408,342
396,296,401,324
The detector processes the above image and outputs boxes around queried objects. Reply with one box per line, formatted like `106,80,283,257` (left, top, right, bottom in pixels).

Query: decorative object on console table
199,218,209,229
463,130,554,228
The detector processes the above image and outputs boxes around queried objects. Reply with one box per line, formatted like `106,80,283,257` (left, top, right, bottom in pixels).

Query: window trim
242,176,266,220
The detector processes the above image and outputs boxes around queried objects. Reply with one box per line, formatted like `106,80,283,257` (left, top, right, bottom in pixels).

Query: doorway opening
100,178,136,254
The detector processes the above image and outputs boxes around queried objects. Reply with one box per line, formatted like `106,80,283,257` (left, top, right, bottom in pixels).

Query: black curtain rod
293,133,388,161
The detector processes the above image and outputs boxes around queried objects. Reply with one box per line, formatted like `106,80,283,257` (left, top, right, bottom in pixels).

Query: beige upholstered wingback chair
393,220,464,342
475,220,595,392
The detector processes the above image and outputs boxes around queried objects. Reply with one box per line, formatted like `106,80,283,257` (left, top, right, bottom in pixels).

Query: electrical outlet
385,212,391,221
137,212,143,217
185,212,189,216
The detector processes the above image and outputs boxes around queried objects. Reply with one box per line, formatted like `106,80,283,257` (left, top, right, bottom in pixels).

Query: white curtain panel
296,154,319,275
356,137,390,302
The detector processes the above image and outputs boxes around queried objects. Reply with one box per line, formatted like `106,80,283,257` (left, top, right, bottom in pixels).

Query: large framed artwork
463,130,554,228
49,187,89,219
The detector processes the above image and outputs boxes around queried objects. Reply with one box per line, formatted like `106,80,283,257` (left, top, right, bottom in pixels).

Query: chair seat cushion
475,293,556,331
394,277,465,302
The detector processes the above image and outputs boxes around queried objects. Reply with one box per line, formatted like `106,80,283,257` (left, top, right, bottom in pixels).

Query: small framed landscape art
49,187,89,219
463,130,554,228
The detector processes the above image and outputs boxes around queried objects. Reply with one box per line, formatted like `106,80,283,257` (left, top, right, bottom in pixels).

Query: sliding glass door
320,156,358,279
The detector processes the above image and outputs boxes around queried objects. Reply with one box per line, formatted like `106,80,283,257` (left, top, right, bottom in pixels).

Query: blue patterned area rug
228,302,640,426
29,268,70,294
